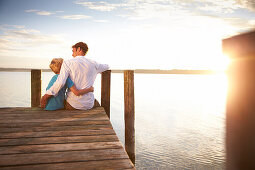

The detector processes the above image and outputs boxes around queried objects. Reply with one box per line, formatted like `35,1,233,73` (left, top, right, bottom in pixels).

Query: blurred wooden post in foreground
222,31,255,170
124,70,135,164
101,70,111,118
31,69,41,107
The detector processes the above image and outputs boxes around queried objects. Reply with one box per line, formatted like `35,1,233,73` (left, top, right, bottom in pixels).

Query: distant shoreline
112,69,224,74
0,68,52,72
0,68,225,74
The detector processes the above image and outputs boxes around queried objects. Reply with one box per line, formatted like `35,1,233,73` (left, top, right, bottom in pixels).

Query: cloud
25,9,56,16
25,9,64,16
60,15,91,20
221,17,255,34
25,9,38,13
189,0,255,13
249,19,255,26
72,0,254,35
93,20,109,23
192,0,243,14
125,0,255,32
0,24,25,30
74,0,124,12
237,0,255,11
74,0,255,21
36,11,54,16
74,0,255,36
0,25,70,65
25,9,92,20
25,8,91,20
74,0,189,21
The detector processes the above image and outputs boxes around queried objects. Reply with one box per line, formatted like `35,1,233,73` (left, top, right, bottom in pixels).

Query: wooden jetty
0,107,135,170
0,67,229,169
0,69,136,169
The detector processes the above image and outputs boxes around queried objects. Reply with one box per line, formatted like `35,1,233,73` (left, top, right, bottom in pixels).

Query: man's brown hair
72,42,88,55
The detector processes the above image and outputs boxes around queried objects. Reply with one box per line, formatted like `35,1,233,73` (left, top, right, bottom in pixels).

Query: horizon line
0,68,225,74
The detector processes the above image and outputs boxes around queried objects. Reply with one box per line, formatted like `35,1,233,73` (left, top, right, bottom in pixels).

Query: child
45,58,93,110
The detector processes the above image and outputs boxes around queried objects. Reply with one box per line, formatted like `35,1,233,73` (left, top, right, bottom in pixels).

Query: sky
0,0,255,70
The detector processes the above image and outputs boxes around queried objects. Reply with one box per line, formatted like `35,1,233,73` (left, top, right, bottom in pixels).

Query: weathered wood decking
0,107,135,170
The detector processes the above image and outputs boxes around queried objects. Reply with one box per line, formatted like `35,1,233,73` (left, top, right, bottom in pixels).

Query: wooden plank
0,112,106,117
0,107,106,114
0,107,42,112
0,114,107,120
0,159,135,170
101,70,111,118
0,120,110,128
0,106,105,114
31,69,41,107
0,124,112,133
0,148,129,166
0,114,109,123
0,141,123,155
124,70,135,164
0,109,107,119
0,129,115,139
0,110,106,115
0,110,106,117
0,135,118,146
0,117,108,123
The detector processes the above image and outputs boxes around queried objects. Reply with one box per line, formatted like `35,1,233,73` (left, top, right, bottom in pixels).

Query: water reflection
110,74,227,169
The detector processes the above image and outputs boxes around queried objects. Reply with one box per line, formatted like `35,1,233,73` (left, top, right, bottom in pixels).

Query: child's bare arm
69,85,94,96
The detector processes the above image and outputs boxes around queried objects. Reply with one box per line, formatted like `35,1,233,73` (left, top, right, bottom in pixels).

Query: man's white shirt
46,56,109,110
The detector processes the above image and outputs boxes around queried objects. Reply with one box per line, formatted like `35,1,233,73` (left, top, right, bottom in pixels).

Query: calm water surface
0,72,227,170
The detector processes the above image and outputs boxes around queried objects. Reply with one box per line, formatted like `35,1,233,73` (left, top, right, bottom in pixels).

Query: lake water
0,72,227,170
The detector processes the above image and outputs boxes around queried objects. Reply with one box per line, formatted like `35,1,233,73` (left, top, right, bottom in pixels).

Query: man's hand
88,86,94,92
41,94,52,108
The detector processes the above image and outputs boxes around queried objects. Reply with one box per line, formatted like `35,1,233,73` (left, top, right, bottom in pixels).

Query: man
41,42,109,110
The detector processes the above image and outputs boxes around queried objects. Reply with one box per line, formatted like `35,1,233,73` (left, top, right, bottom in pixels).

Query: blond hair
49,58,63,74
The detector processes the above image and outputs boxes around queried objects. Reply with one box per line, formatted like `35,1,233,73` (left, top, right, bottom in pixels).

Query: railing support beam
31,69,41,107
124,70,135,164
101,70,111,118
223,31,255,170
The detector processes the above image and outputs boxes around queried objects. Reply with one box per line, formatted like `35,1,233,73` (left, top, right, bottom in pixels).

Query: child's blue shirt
44,74,74,110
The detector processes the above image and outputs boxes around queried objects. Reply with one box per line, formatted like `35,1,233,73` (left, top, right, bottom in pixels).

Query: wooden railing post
101,70,111,118
31,69,41,107
124,70,135,164
223,31,255,170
